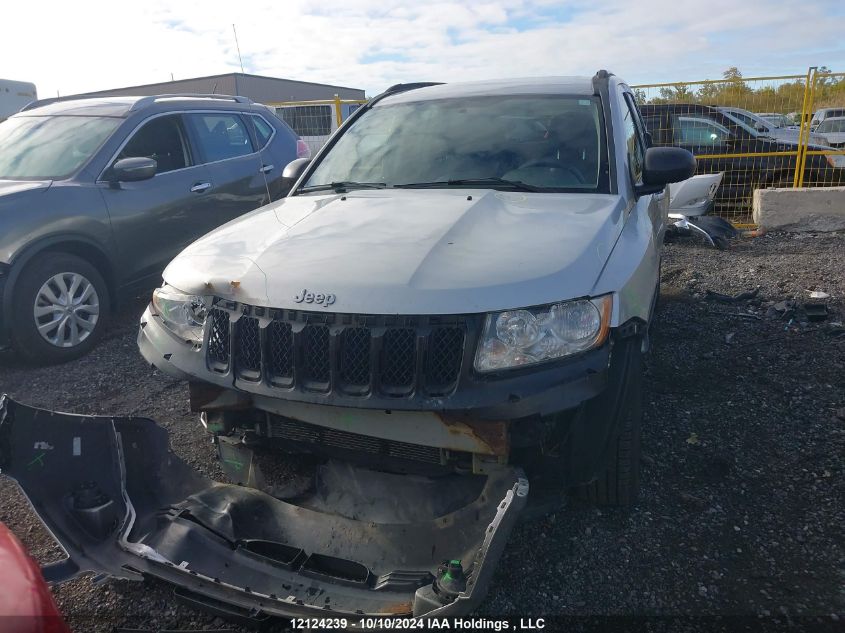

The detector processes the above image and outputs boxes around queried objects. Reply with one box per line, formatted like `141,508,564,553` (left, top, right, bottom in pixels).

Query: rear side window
117,115,189,174
277,105,332,136
248,115,274,149
674,116,731,146
185,113,255,163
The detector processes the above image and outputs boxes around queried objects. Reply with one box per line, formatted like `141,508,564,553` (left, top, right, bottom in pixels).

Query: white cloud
2,0,843,98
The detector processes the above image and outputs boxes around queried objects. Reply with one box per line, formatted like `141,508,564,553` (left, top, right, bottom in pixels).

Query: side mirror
635,147,696,196
111,157,156,182
281,158,311,194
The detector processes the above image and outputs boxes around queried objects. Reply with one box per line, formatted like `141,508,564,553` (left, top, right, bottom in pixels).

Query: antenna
232,24,245,73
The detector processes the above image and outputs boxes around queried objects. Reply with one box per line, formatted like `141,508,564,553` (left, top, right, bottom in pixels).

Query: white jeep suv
2,72,695,623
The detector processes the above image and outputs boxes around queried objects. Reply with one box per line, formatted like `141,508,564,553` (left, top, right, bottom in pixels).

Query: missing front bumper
0,395,528,622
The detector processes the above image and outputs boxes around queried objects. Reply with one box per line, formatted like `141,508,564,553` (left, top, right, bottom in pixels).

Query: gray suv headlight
474,295,612,372
151,285,210,344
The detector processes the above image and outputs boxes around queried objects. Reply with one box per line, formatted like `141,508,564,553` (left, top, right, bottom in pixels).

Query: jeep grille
205,304,467,397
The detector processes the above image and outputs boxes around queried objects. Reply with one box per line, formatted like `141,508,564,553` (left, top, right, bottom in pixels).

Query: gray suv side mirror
635,147,697,196
111,157,157,182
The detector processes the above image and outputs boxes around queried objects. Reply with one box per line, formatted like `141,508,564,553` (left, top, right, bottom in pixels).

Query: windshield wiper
298,181,387,193
395,178,544,192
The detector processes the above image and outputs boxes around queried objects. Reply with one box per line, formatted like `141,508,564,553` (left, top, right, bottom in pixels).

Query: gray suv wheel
12,253,110,364
34,271,101,348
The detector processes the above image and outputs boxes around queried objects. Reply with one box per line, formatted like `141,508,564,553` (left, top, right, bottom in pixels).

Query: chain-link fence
264,96,367,156
265,72,844,227
799,71,845,191
633,67,845,226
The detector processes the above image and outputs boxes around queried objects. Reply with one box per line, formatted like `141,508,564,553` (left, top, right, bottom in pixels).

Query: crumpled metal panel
0,395,528,622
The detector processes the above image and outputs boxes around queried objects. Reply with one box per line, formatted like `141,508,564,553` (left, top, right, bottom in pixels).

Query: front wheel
11,253,110,364
570,339,643,506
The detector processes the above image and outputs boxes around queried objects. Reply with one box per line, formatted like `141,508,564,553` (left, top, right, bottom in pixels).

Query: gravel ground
1,231,843,632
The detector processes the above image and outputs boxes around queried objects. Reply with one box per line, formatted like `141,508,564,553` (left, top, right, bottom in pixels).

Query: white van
274,101,362,155
811,107,845,130
0,79,37,121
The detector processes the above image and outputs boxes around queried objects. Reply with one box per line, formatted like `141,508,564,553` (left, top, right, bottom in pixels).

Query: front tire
11,253,110,364
570,339,643,506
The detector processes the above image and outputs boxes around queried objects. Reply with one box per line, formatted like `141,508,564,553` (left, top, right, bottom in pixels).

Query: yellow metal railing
264,96,369,155
634,67,845,226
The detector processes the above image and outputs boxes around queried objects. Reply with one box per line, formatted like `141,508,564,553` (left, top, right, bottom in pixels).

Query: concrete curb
753,187,845,232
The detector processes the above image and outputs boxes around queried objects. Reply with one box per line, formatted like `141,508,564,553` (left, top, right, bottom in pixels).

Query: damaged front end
0,395,527,623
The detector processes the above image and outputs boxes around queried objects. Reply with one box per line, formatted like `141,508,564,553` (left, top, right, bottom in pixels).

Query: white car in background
756,112,797,130
811,108,845,132
718,106,825,145
814,116,845,147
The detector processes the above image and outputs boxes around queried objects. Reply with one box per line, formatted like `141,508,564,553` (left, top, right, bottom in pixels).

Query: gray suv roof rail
128,94,253,111
18,93,252,114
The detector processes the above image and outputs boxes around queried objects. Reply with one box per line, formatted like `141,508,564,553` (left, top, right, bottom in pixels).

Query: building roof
76,71,363,97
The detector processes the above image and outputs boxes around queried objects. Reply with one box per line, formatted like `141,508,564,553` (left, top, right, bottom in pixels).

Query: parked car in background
0,79,37,121
274,101,362,155
787,111,806,126
814,116,845,147
811,107,845,130
641,103,845,206
756,112,797,130
0,93,307,363
718,106,824,144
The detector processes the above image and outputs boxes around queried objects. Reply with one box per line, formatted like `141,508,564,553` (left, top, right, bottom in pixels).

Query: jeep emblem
293,289,336,307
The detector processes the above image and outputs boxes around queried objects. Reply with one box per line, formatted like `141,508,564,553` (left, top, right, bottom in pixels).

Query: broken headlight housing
474,295,612,372
152,285,210,344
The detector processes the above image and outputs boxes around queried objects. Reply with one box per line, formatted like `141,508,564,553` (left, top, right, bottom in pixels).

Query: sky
3,0,844,98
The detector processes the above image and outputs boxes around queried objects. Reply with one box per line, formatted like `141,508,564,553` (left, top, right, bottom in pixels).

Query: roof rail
129,94,252,111
19,92,253,114
591,69,615,95
382,82,444,96
19,96,72,112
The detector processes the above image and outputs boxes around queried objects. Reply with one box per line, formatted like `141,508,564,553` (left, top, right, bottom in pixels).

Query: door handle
259,164,274,174
190,182,212,193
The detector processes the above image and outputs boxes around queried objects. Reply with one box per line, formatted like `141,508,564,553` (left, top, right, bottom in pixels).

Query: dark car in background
0,94,307,363
639,103,845,207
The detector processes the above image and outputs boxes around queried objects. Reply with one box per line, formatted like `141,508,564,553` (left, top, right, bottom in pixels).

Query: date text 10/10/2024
290,618,546,630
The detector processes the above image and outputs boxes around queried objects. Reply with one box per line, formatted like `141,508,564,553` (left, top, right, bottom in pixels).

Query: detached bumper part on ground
0,395,528,622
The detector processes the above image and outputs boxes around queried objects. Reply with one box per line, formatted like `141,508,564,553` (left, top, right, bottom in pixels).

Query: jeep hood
164,189,626,314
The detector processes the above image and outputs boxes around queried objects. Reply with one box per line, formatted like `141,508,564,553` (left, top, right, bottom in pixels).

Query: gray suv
0,94,306,363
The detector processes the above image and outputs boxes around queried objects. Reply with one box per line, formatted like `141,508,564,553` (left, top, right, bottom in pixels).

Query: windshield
761,114,790,128
817,118,845,133
721,111,764,137
301,95,608,192
0,115,121,180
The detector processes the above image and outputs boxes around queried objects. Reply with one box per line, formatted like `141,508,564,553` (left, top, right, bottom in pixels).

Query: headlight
474,295,612,372
151,285,210,344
